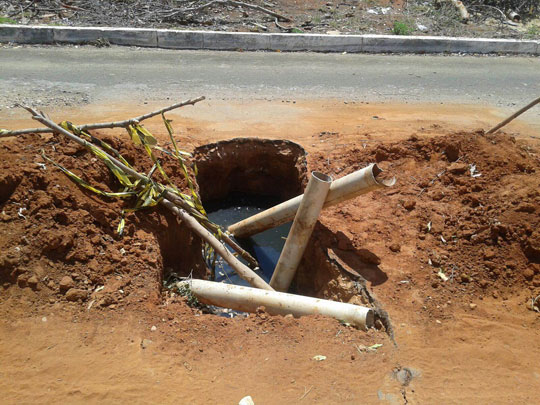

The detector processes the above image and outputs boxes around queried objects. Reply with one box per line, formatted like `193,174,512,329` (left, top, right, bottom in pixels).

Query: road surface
1,46,539,133
0,46,539,103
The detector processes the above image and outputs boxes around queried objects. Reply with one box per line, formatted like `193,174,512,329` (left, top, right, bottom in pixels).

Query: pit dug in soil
194,138,305,285
193,138,391,328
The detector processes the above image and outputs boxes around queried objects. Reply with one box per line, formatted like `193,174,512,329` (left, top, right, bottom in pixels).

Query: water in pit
206,194,291,287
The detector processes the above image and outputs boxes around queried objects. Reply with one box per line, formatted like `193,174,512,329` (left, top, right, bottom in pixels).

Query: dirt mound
309,130,540,310
0,132,206,315
2,121,540,403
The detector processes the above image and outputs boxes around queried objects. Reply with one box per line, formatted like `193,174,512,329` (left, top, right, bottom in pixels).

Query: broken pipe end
372,163,396,188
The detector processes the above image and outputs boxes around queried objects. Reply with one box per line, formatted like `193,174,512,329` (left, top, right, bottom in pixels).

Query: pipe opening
372,163,397,187
365,309,375,329
312,171,333,183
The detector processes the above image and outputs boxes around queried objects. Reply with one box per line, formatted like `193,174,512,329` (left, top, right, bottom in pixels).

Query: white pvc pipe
228,163,395,238
179,279,374,330
270,171,332,291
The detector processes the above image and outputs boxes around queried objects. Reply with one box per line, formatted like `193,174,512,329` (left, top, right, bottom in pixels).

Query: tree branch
80,96,205,130
25,106,271,290
179,0,291,21
0,96,205,138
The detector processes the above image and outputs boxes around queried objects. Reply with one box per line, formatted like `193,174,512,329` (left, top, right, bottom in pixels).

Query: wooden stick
224,0,291,21
182,0,291,21
24,106,150,181
164,192,259,268
0,127,51,137
251,22,268,31
470,4,506,20
221,232,259,268
7,0,36,17
24,114,202,221
25,107,270,290
486,96,540,135
79,96,205,130
162,201,272,290
0,97,205,138
60,2,87,11
274,17,291,31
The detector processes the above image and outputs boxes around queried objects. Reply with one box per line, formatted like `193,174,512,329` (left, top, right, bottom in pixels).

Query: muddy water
207,198,291,286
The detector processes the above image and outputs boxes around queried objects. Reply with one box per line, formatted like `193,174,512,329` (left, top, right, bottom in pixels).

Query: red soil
1,104,539,403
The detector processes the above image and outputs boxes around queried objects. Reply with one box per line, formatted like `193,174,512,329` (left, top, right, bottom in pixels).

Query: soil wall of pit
194,138,308,204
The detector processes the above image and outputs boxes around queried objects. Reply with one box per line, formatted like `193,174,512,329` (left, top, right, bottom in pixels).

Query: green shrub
393,21,413,35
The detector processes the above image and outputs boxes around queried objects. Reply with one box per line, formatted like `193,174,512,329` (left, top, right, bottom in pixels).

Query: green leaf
41,151,135,199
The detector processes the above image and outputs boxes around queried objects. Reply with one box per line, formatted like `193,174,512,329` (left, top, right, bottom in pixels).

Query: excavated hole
194,138,308,283
194,138,392,333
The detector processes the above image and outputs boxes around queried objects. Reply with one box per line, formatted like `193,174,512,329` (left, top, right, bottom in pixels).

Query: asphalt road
0,46,539,119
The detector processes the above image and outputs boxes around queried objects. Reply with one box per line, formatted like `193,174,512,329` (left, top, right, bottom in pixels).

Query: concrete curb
1,24,538,55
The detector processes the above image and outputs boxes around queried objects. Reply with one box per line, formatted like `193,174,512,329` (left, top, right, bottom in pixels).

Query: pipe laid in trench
178,279,375,330
270,171,332,292
228,163,395,238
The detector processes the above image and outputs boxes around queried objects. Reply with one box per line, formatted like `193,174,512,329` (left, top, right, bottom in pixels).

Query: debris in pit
3,101,394,334
189,143,395,328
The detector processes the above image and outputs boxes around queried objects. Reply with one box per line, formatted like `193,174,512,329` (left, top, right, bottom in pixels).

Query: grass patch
0,16,17,24
393,20,413,35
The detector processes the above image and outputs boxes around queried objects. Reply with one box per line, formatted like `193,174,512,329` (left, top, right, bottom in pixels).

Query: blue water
207,203,291,286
